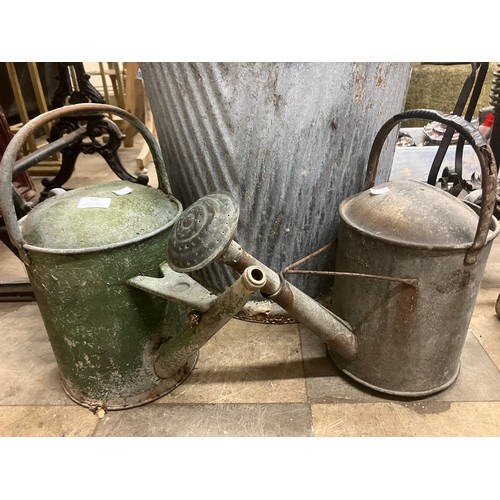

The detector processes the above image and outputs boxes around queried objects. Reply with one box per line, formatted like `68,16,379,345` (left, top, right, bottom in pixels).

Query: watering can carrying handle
363,109,498,266
0,103,171,254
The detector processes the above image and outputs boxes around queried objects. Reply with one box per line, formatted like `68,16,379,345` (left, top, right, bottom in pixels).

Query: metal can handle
0,103,171,253
364,109,497,265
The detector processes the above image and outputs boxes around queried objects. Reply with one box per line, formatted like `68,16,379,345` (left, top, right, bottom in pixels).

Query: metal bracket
127,261,217,312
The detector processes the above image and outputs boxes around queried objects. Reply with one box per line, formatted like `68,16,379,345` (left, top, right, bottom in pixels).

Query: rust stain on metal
352,64,366,102
434,269,471,295
273,93,282,111
376,64,385,87
237,312,290,324
186,311,202,326
271,282,295,310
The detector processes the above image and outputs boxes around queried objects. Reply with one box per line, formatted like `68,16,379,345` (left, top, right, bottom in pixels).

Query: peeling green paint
20,180,195,410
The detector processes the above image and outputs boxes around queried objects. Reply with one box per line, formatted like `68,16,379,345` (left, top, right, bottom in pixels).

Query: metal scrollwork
40,63,148,198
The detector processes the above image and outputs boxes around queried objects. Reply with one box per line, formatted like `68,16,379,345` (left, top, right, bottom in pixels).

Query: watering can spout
222,241,358,360
128,263,266,379
152,265,266,378
165,193,359,361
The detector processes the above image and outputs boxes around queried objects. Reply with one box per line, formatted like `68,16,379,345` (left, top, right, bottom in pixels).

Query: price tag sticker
77,197,112,209
113,186,133,196
370,186,390,195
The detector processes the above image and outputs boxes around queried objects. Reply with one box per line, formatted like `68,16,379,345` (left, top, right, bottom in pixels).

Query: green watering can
0,103,265,412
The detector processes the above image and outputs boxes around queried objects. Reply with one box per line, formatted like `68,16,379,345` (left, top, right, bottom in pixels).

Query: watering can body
325,109,499,396
0,104,266,411
17,180,197,409
330,179,499,396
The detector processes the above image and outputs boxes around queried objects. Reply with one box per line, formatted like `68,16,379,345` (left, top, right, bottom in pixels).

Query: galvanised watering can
0,103,265,411
329,109,499,396
165,110,499,397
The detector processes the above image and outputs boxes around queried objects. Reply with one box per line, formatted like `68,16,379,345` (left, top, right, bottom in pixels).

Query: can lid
340,179,480,247
20,180,182,251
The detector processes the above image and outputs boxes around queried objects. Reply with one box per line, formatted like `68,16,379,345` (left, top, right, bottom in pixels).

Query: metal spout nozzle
166,192,358,361
154,265,266,379
222,241,358,360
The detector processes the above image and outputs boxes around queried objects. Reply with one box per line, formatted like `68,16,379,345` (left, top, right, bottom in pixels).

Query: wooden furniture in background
87,62,157,173
123,62,155,172
5,62,61,174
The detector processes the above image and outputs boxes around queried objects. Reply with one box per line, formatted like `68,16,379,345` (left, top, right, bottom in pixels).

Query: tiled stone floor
1,138,499,438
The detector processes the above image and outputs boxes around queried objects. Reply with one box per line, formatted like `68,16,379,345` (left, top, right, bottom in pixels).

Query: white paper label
77,197,112,209
113,186,133,196
370,186,390,195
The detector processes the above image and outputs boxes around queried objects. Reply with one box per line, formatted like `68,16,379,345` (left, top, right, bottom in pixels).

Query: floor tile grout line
296,322,316,436
470,329,500,374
